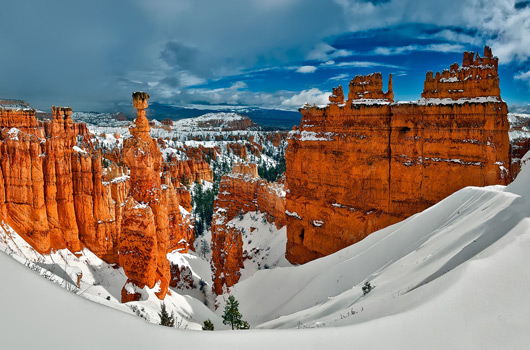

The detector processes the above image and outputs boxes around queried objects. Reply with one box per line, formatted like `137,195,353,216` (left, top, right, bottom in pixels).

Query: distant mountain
139,103,301,130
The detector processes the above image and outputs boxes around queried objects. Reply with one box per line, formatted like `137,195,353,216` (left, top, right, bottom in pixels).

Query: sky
1,0,530,112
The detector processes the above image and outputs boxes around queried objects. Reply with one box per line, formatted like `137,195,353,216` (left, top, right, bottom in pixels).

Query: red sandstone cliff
210,163,286,294
285,46,511,264
0,93,195,302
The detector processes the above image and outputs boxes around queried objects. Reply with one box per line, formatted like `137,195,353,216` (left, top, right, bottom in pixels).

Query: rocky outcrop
511,138,530,178
210,163,286,294
226,143,248,159
257,176,287,229
164,156,213,186
347,73,393,102
422,46,499,100
0,93,195,303
265,132,288,147
170,263,194,289
285,46,511,264
119,92,193,302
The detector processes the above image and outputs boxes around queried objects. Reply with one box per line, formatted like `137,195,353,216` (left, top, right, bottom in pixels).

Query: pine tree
200,240,210,258
159,303,175,327
362,281,374,296
222,295,249,330
202,319,215,331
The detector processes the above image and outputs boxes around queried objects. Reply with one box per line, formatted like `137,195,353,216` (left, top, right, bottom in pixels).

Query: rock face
210,163,286,294
0,93,195,302
285,46,511,264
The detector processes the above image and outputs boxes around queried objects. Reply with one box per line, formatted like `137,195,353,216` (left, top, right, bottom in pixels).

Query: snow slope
0,222,221,330
2,155,530,348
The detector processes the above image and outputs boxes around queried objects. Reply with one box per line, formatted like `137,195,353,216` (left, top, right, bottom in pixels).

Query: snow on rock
73,145,87,154
417,96,501,105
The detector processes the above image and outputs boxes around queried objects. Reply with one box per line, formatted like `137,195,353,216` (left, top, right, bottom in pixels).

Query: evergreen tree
362,281,374,295
202,319,215,331
222,295,249,330
200,240,210,258
158,303,175,327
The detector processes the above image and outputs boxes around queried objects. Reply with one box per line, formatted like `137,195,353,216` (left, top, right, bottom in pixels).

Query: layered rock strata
285,46,511,264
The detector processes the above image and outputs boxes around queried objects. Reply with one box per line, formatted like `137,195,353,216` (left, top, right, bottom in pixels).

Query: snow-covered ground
0,222,222,330
226,212,291,283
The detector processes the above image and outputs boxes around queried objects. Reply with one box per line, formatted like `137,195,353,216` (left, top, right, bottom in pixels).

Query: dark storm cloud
0,0,529,110
159,41,211,78
515,1,530,10
0,0,346,111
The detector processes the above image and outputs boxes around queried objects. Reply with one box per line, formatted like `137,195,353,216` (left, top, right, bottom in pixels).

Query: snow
133,202,150,210
350,99,391,105
73,145,87,154
417,96,501,105
285,210,302,219
6,127,20,140
439,76,460,83
289,130,336,142
222,212,291,283
102,174,129,185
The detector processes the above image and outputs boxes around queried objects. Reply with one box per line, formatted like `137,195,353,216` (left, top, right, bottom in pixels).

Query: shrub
362,281,374,296
159,303,175,327
202,319,215,331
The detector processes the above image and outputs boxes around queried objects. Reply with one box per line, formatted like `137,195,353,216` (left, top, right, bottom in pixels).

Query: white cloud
373,43,464,56
281,88,331,108
307,42,353,61
515,71,530,86
296,65,318,73
328,73,349,81
334,0,530,65
334,61,403,69
420,29,479,45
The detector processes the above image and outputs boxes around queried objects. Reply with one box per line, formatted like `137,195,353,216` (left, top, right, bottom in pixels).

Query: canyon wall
0,93,195,302
210,163,286,294
285,46,511,264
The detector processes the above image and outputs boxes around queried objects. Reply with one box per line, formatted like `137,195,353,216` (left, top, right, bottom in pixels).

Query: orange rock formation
120,92,193,301
347,72,393,102
210,163,286,294
285,46,511,264
0,92,194,302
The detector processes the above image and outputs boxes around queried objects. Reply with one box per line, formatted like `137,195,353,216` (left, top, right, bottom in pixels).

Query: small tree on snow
159,303,175,327
362,281,374,296
202,319,215,331
222,295,248,330
200,240,211,258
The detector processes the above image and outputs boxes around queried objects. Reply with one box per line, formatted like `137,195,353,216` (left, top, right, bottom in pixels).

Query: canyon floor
1,144,530,349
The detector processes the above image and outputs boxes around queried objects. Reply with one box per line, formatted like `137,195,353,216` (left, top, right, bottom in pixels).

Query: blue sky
1,0,529,112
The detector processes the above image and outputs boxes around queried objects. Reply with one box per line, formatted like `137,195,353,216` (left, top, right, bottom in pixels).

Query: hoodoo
120,92,193,302
285,46,511,264
0,93,195,302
